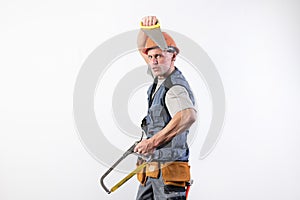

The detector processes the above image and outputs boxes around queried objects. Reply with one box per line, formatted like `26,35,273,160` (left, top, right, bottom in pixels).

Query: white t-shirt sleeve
165,85,196,117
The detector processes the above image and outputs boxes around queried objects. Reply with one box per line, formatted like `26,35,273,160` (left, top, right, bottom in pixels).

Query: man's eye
148,54,162,60
154,54,163,59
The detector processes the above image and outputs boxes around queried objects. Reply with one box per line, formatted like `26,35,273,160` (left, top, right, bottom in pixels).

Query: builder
134,16,197,200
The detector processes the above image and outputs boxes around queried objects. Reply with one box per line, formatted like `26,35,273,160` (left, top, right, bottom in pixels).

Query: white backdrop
1,0,300,200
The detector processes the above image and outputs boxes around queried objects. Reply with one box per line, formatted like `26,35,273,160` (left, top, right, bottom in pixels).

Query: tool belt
136,160,190,187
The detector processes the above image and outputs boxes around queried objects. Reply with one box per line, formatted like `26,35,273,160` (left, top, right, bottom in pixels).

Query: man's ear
172,53,177,61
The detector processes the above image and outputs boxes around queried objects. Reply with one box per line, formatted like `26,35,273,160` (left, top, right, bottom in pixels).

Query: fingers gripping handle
140,21,161,30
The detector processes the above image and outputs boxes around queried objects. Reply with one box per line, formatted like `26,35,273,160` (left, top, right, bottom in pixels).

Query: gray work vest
142,67,195,161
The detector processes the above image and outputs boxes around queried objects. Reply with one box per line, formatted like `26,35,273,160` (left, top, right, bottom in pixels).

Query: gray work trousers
135,173,186,200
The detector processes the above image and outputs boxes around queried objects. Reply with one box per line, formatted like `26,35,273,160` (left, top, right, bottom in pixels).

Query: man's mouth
151,67,160,72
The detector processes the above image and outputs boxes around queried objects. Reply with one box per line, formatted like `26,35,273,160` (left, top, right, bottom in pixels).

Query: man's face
147,48,175,79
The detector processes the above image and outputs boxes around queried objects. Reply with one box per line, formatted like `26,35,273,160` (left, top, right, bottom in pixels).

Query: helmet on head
142,32,180,55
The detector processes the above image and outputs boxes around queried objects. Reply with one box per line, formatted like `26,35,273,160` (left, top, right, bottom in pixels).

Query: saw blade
140,22,168,51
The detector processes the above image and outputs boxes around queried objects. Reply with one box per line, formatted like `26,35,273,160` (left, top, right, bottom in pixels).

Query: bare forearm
150,108,197,148
137,30,147,51
136,30,149,63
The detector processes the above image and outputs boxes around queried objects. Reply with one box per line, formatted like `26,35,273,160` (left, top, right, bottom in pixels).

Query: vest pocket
150,104,165,126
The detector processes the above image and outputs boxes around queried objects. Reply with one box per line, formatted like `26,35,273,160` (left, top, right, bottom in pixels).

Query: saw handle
140,21,161,30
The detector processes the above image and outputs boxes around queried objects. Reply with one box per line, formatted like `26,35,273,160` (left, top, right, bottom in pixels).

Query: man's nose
149,57,158,64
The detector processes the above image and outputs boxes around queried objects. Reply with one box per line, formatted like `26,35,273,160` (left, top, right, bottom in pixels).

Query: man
134,16,197,200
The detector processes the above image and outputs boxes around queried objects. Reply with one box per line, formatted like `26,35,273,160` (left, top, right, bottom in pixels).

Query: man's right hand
141,16,158,27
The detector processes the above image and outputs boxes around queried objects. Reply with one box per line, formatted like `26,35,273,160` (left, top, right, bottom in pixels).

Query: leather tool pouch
136,161,160,186
161,162,190,187
136,159,147,186
146,162,160,178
